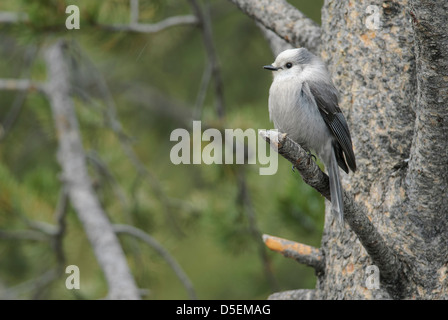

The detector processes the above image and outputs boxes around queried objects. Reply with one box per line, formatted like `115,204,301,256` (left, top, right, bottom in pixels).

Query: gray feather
265,47,356,224
328,145,344,223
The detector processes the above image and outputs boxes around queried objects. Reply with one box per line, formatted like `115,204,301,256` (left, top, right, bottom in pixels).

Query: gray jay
264,48,356,223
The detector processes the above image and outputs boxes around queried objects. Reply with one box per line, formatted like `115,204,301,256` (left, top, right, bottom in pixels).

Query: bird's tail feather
328,146,344,224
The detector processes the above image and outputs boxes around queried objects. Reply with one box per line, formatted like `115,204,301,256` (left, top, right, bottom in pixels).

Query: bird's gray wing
304,81,357,173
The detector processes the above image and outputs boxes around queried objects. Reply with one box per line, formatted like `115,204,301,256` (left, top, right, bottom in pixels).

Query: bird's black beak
263,65,279,71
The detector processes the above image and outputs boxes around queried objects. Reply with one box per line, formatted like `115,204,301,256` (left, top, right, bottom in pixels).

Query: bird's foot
308,151,317,162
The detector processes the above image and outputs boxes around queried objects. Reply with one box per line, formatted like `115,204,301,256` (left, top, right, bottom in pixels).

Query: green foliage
0,0,324,299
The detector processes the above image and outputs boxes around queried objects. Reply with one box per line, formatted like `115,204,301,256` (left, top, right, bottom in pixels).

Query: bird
263,47,356,224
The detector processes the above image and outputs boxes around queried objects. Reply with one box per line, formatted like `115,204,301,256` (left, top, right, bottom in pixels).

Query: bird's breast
268,77,331,155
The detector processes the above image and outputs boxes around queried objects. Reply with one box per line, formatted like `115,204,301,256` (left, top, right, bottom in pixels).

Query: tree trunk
230,0,448,299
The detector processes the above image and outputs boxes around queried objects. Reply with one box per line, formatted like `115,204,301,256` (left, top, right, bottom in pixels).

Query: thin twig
0,12,28,24
0,46,38,142
193,61,212,120
130,0,139,25
2,268,59,300
101,15,198,33
86,150,129,211
237,169,279,291
52,188,69,268
113,224,197,300
68,43,188,236
0,79,44,93
0,229,48,242
189,0,225,119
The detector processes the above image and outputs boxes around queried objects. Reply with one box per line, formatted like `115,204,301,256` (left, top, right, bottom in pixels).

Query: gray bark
268,289,315,300
228,0,321,53
44,40,140,300
405,0,448,298
232,0,448,299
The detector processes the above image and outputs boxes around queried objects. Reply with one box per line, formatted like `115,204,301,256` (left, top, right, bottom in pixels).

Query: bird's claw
308,152,317,162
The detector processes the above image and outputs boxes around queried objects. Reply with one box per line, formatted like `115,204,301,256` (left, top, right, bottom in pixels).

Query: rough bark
231,0,448,299
260,130,405,298
268,289,315,300
405,0,448,298
44,40,140,300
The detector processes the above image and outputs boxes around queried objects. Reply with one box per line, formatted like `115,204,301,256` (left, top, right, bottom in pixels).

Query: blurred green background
0,0,324,299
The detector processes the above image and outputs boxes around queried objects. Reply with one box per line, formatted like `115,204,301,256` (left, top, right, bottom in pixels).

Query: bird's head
263,48,317,77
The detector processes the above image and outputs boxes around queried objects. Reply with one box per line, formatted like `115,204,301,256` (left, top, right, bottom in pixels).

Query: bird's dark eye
285,62,293,69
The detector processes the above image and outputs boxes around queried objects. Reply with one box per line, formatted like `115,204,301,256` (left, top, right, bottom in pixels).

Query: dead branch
0,229,48,242
113,224,197,300
52,188,69,268
101,15,198,33
68,43,189,236
1,268,58,300
44,39,140,300
259,130,331,200
263,234,324,273
0,12,28,24
0,78,44,93
237,169,279,291
189,0,226,119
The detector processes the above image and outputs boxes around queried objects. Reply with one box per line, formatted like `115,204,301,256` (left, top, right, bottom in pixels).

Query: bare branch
268,289,315,300
44,40,140,300
113,224,197,300
0,229,48,242
1,268,58,300
263,234,324,273
0,12,28,24
237,170,278,291
259,130,406,297
124,83,193,127
130,0,139,25
87,151,129,210
189,0,225,119
259,130,331,200
227,0,322,53
0,78,44,93
0,46,38,142
52,188,69,268
193,61,212,120
26,220,58,235
68,44,189,236
102,15,198,33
